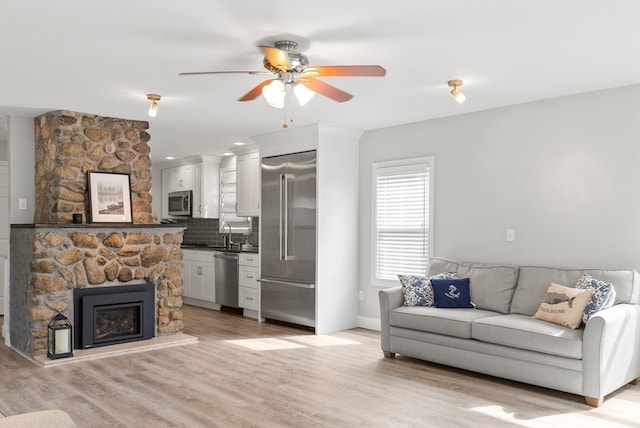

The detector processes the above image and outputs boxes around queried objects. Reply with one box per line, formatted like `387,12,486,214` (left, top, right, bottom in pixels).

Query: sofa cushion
511,266,639,316
390,306,500,339
431,278,474,308
398,271,457,307
533,283,593,329
472,314,584,359
426,257,519,314
575,273,617,323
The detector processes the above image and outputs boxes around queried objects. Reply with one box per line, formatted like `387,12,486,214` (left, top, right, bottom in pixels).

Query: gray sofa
379,257,640,407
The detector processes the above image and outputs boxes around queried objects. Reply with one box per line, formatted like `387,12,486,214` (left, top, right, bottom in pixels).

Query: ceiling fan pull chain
282,85,294,128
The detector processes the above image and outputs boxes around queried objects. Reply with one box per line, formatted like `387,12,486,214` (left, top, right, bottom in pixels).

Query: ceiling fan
179,40,386,108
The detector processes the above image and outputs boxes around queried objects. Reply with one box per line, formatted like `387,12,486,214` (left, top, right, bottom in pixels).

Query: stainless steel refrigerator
259,150,316,328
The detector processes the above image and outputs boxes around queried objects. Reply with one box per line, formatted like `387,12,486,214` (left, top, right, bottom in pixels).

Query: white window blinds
373,158,433,284
219,167,251,233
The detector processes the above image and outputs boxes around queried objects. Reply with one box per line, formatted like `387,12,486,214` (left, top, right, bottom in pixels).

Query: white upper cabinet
171,164,193,191
160,156,220,219
236,151,260,217
192,161,220,219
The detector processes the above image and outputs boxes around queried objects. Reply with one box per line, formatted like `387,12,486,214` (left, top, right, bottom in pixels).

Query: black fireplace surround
73,283,155,349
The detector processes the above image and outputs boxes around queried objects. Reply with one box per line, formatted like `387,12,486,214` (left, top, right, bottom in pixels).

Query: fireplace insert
73,283,155,349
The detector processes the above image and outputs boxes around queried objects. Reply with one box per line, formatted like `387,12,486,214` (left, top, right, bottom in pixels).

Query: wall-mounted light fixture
147,94,161,117
447,80,465,104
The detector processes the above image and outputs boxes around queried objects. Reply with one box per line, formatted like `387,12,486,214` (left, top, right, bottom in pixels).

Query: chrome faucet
223,223,233,249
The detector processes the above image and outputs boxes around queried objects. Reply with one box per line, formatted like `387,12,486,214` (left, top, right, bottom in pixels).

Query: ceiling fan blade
260,46,290,72
179,71,270,76
238,79,275,101
299,77,353,102
302,65,386,77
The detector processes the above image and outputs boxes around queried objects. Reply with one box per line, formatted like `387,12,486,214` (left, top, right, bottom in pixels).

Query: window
372,157,433,286
219,167,252,233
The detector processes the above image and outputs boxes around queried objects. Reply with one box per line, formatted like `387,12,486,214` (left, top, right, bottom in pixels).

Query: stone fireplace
10,225,185,358
33,110,157,225
8,110,188,360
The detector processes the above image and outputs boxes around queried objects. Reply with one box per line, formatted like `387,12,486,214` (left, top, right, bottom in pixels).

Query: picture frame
87,172,133,224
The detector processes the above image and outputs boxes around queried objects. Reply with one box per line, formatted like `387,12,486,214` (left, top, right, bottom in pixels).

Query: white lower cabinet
238,253,259,313
239,287,258,311
182,250,215,303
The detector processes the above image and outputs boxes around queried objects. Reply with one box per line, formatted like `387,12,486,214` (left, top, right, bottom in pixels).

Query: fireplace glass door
94,303,142,345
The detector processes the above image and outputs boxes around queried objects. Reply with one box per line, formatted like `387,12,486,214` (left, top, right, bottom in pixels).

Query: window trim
371,156,434,288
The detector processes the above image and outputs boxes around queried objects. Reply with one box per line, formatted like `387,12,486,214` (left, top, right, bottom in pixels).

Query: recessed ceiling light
233,141,245,146
165,156,175,160
222,152,234,156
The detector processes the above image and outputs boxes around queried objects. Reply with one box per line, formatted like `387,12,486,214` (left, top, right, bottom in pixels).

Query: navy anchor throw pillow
430,278,474,308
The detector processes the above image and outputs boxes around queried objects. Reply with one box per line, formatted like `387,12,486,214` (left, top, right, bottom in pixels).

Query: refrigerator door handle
279,173,285,260
258,278,315,289
280,173,294,261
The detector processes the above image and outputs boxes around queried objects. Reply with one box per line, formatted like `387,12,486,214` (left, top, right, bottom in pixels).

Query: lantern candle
55,328,70,354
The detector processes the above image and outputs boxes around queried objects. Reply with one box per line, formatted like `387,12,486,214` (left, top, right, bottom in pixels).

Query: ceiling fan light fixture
262,80,286,109
147,94,161,117
293,82,315,106
447,80,465,104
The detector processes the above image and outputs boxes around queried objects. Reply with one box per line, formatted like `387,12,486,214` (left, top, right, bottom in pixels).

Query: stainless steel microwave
168,190,191,216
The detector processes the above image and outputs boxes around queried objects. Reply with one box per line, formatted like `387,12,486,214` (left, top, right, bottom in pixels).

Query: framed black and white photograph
87,172,133,223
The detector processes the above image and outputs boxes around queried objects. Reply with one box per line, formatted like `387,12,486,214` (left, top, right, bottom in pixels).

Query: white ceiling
1,1,639,162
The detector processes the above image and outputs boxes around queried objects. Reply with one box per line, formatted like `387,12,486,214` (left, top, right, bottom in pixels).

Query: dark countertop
180,243,259,254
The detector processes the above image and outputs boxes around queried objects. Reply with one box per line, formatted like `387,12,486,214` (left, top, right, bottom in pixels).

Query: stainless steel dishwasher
214,251,239,308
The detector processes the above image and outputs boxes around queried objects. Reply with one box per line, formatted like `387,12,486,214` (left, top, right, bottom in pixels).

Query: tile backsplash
180,217,259,248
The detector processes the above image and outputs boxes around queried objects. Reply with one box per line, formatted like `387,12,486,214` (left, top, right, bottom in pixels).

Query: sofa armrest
0,410,76,427
378,286,403,355
582,303,640,402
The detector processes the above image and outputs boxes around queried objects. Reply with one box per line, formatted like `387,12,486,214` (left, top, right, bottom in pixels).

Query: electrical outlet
358,290,364,301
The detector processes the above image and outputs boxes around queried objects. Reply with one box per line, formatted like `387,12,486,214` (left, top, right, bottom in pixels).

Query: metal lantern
47,312,73,359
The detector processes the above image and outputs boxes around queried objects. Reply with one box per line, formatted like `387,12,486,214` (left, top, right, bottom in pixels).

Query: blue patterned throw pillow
430,278,474,309
575,273,616,323
398,271,457,307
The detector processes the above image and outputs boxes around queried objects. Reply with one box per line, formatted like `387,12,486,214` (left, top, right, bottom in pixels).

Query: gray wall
6,87,640,327
0,116,8,161
7,116,35,224
358,84,640,323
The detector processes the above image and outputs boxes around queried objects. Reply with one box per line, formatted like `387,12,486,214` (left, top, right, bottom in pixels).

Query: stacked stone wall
33,110,157,224
11,226,185,357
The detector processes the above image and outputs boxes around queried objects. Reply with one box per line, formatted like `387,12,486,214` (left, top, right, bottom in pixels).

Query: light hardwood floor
1,306,639,427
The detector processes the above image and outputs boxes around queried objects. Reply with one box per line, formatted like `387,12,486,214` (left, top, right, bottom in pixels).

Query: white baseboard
357,315,380,331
